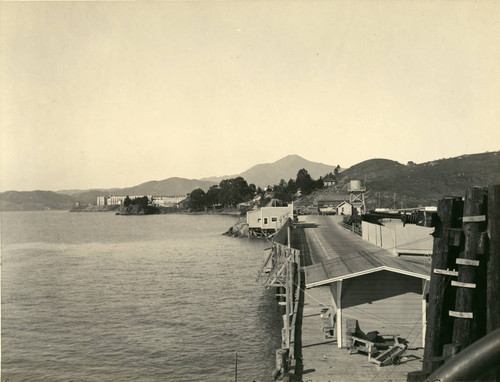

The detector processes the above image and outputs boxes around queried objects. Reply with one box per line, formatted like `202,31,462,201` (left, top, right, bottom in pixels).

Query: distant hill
202,154,340,187
3,152,498,211
0,190,74,211
67,177,217,206
1,178,217,211
115,177,216,197
297,152,500,209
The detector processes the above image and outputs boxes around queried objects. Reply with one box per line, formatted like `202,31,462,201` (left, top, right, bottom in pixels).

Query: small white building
336,201,353,215
247,203,294,233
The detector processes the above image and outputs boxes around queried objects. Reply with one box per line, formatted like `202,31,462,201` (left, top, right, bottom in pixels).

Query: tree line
187,168,337,211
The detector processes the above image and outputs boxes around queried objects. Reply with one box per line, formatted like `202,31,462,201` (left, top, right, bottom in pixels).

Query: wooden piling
421,197,463,374
452,187,488,348
486,185,500,381
487,185,500,334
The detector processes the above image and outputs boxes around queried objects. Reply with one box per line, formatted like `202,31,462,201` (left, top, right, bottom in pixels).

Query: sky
1,1,499,191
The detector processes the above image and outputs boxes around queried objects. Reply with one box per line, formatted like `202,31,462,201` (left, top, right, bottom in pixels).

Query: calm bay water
1,211,282,381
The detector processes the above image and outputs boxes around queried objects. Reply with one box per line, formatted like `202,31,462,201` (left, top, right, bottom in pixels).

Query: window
271,217,277,222
264,218,268,224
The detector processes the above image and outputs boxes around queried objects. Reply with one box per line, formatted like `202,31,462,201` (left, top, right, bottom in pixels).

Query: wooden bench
349,334,402,361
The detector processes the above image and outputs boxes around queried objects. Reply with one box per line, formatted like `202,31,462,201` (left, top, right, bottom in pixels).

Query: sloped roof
315,194,350,203
305,251,430,288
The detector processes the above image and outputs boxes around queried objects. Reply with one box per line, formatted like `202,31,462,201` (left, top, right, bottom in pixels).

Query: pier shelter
306,261,429,349
301,215,430,350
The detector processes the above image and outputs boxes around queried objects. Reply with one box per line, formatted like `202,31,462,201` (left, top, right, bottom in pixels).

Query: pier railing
257,219,302,379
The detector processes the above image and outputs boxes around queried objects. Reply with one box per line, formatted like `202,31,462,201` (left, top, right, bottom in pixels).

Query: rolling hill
0,190,74,211
297,151,500,209
202,154,340,187
69,178,217,205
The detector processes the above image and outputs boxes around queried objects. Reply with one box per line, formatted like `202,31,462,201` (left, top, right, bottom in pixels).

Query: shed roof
315,194,350,203
305,250,430,288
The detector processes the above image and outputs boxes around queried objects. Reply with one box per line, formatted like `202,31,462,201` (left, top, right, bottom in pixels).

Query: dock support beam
452,187,487,348
337,280,343,348
422,197,463,374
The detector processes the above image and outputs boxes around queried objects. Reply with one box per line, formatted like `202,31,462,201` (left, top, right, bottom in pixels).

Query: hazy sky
1,1,499,191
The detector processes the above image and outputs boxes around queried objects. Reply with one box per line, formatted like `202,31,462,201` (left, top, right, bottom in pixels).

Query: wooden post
234,352,237,382
422,279,429,347
486,185,500,381
421,197,463,373
336,280,343,348
285,260,290,349
487,185,500,334
452,187,488,348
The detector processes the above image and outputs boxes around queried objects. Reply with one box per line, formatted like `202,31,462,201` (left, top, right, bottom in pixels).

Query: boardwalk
296,215,428,382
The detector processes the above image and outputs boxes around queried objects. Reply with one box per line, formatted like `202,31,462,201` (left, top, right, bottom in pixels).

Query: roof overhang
305,265,430,289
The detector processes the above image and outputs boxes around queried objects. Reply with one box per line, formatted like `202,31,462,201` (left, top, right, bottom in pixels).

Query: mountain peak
278,154,305,161
239,155,337,186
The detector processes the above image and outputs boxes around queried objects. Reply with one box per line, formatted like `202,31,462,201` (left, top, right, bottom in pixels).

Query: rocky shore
222,217,250,237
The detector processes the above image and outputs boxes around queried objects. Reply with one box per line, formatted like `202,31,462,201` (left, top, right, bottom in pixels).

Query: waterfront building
247,203,294,235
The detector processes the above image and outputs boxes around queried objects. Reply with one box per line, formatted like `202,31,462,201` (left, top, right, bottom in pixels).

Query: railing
338,221,362,236
257,220,301,379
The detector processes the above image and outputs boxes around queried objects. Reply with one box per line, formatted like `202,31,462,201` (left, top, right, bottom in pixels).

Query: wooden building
315,194,350,215
336,201,353,215
247,203,294,234
305,248,430,348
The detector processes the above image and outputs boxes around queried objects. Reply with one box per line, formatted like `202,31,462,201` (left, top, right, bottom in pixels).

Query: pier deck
299,285,424,382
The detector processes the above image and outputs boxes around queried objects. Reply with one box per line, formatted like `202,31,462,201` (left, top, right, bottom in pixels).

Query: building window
271,217,277,222
264,218,268,224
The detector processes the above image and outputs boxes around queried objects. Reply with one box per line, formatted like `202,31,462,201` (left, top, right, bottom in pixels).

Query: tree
315,176,325,190
334,165,341,176
131,196,149,208
219,177,253,207
188,188,206,210
205,185,221,209
123,196,132,207
296,168,315,195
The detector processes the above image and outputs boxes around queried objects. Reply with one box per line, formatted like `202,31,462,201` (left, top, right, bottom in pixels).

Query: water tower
348,180,366,215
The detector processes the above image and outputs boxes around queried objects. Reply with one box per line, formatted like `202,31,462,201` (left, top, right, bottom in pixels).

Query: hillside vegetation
297,152,500,209
1,151,498,211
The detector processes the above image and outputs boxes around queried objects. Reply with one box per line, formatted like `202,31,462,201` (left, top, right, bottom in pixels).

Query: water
1,211,282,381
